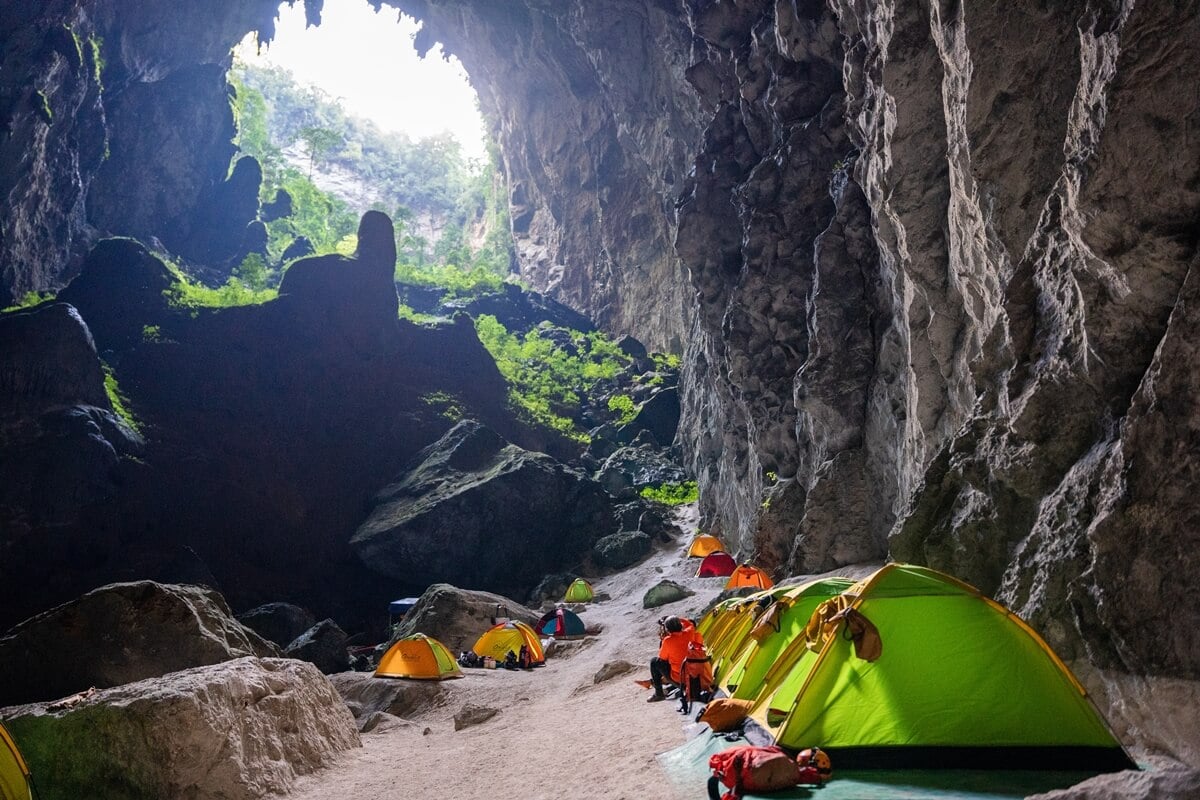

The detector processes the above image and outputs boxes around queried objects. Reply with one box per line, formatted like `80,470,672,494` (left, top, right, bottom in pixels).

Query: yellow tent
472,621,545,665
687,534,725,558
725,564,774,591
0,720,32,800
375,634,463,680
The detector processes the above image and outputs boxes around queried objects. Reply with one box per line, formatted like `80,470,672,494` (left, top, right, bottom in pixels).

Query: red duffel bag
707,745,801,800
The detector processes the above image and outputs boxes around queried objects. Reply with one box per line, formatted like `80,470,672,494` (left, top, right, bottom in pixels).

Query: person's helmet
663,616,684,633
796,747,832,780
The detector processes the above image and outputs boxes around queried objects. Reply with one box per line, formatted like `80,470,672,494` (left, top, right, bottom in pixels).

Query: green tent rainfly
744,564,1134,770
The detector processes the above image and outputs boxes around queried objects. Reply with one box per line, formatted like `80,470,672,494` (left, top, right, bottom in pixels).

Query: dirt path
284,506,715,800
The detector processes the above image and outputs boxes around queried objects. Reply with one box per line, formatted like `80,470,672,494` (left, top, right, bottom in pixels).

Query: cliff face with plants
2,0,1199,763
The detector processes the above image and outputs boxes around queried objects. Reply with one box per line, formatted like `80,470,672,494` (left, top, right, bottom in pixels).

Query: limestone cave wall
402,0,1200,697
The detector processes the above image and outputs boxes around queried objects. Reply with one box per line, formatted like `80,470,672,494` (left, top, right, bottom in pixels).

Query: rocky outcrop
329,672,448,729
0,0,291,304
592,531,652,570
2,656,359,800
392,0,702,352
0,302,141,553
237,602,317,649
352,420,615,598
0,581,277,706
284,619,350,675
390,583,538,656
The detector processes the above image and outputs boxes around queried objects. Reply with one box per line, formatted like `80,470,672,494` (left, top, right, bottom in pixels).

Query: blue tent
537,607,586,639
389,597,420,616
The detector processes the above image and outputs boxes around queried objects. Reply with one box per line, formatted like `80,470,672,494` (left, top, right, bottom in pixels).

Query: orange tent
725,564,774,591
687,534,726,558
375,634,463,680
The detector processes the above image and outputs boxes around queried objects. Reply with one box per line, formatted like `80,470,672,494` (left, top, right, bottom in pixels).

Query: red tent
696,551,736,578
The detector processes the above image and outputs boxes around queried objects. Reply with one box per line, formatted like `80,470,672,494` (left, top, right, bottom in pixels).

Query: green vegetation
229,62,513,285
474,315,633,441
1,291,55,313
35,90,52,123
640,481,699,506
102,364,141,432
607,394,637,425
163,259,277,309
88,35,105,87
421,391,464,422
142,325,162,342
394,262,504,298
653,352,681,371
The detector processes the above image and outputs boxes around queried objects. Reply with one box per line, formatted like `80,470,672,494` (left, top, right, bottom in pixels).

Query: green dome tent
748,564,1134,771
0,720,32,800
563,578,594,603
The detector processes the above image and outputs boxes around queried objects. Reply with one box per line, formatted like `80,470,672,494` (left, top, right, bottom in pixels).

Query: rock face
391,583,538,656
283,619,350,676
353,420,615,598
0,581,277,706
402,0,1200,714
237,603,317,649
3,657,360,800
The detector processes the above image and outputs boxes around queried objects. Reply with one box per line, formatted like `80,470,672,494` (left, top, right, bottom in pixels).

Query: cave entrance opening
231,0,512,280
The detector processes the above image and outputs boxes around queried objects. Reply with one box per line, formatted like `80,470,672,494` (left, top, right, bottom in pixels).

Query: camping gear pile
691,563,1133,776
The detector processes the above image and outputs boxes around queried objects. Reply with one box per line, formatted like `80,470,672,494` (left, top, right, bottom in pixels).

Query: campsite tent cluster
375,580,595,680
687,535,773,591
694,562,1134,771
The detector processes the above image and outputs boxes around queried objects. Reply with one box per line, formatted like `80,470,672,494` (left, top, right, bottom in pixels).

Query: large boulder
592,531,652,570
615,386,680,447
57,238,177,354
0,581,277,706
0,303,142,543
237,602,317,649
595,444,689,499
352,420,616,598
284,619,350,675
2,657,360,800
329,672,449,728
391,583,538,655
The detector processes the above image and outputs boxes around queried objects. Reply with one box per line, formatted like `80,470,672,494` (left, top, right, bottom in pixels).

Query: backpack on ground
679,642,715,713
707,745,804,800
696,698,754,732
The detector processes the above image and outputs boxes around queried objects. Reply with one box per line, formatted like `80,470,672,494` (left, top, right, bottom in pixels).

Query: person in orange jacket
648,616,703,702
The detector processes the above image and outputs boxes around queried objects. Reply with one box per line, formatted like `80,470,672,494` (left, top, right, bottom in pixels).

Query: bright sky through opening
236,0,487,161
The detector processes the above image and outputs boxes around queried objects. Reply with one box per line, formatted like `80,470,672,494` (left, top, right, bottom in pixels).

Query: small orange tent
0,720,32,800
375,634,463,680
687,534,726,558
472,621,545,664
697,551,737,577
725,565,774,591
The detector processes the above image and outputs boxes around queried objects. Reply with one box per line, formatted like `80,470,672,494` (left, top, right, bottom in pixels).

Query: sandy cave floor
282,505,715,800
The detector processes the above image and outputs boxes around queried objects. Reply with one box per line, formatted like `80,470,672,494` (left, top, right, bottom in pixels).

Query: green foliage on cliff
640,481,699,506
162,259,277,309
607,394,637,425
474,315,632,441
1,292,55,313
102,364,141,432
